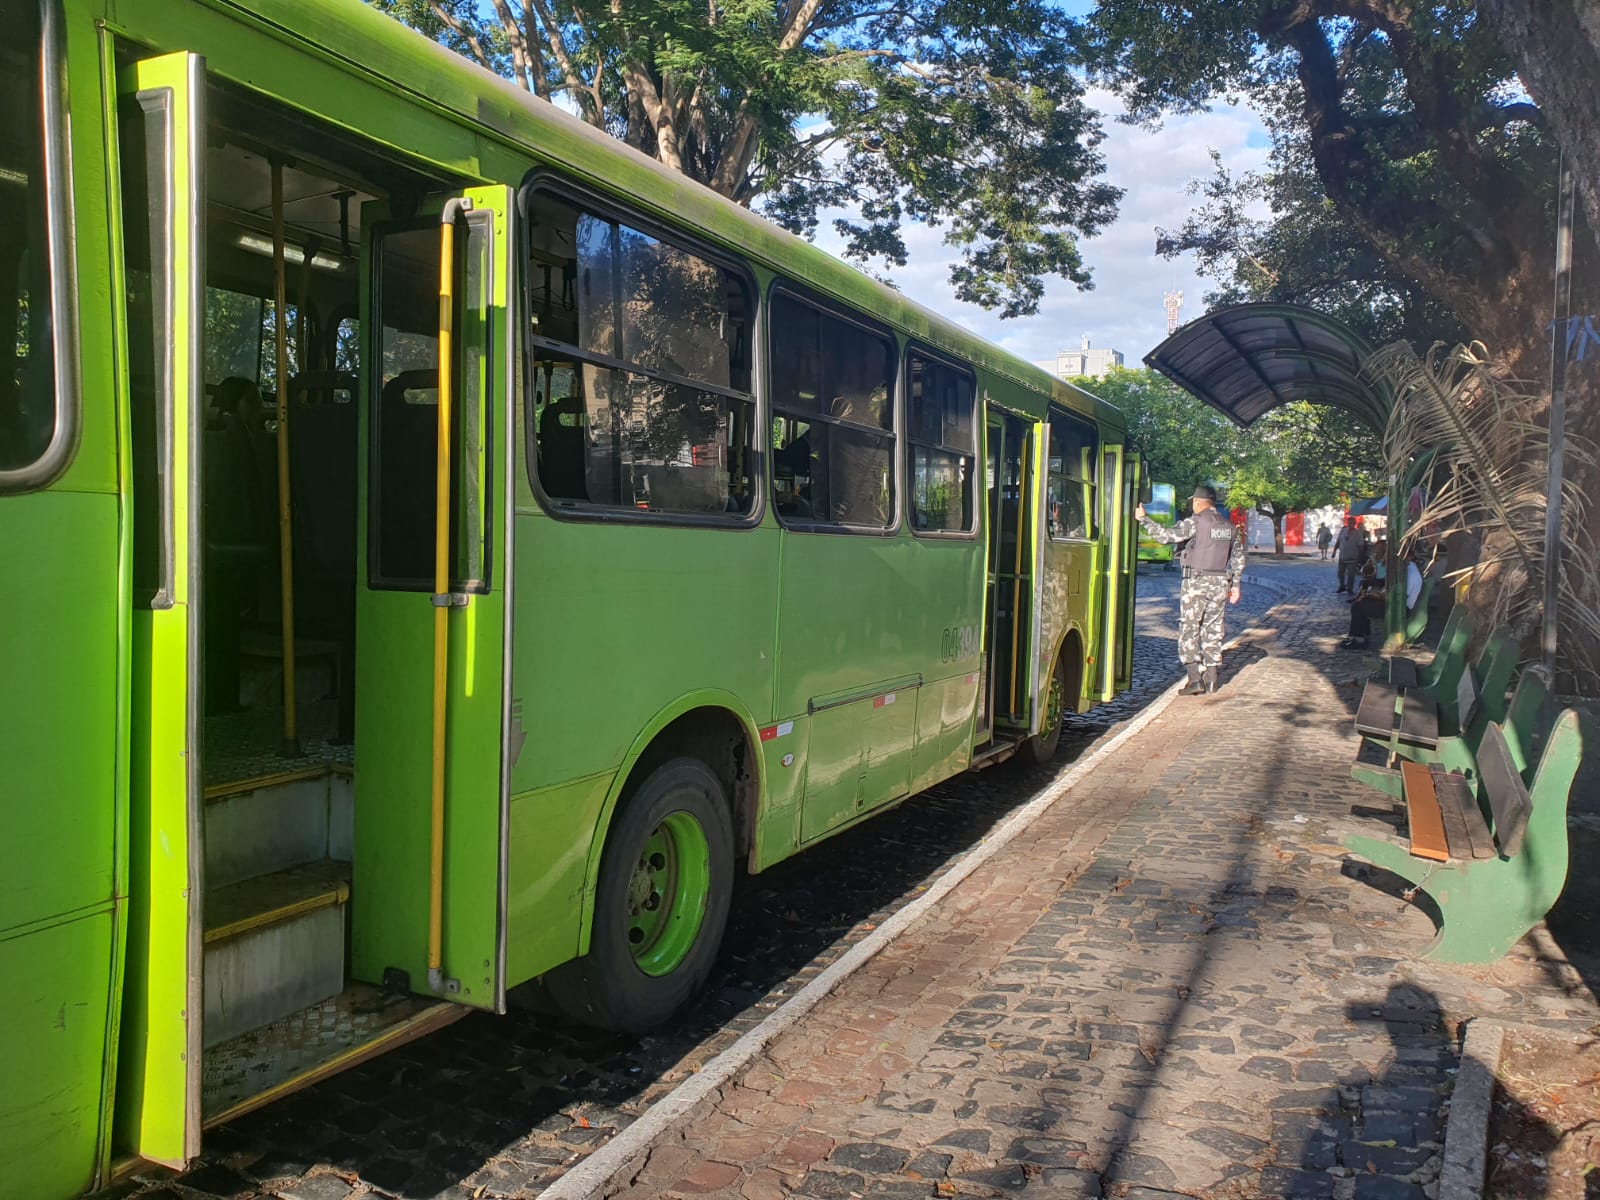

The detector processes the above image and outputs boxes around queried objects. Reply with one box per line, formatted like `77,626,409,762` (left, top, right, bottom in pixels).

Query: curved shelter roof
1144,303,1393,432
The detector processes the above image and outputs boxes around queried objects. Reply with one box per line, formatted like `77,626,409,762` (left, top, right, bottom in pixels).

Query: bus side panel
502,510,778,978
504,773,610,982
0,913,115,1199
0,491,121,1194
907,538,984,794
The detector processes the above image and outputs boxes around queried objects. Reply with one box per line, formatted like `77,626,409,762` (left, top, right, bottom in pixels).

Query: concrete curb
539,672,1210,1200
1439,1017,1506,1199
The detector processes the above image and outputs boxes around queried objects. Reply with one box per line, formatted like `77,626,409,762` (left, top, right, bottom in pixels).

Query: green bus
0,1,1141,1192
1137,482,1176,564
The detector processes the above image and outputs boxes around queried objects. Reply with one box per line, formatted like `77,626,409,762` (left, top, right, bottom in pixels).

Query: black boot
1202,667,1220,694
1180,665,1205,695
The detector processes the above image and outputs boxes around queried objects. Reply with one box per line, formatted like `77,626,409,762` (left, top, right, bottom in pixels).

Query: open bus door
115,51,207,1167
352,187,513,1011
1116,453,1144,692
1098,443,1133,701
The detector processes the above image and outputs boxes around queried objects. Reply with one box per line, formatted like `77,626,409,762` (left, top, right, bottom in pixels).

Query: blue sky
810,89,1273,371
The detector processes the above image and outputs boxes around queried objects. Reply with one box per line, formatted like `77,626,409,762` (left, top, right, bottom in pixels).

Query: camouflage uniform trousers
1178,572,1232,668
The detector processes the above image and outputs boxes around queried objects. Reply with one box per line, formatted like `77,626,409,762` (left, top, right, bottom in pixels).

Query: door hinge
431,592,469,608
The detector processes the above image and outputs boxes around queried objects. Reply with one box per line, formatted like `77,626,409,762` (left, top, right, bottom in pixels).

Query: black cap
1192,485,1219,502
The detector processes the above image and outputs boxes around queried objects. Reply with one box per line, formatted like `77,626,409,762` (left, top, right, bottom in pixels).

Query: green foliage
1086,367,1236,495
369,0,1120,317
1078,0,1563,357
1087,368,1380,526
1227,401,1383,522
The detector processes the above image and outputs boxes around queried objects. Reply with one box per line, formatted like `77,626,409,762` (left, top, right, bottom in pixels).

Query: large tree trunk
1480,0,1600,265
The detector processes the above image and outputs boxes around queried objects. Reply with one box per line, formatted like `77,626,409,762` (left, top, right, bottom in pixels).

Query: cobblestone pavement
119,557,1600,1200
587,561,1600,1200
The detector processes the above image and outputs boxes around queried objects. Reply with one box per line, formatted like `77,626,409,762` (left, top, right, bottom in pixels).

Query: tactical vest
1182,508,1236,574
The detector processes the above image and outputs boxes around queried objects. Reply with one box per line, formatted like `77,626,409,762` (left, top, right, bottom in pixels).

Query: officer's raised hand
1135,504,1145,520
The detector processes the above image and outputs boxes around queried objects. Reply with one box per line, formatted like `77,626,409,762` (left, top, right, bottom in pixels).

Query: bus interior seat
538,394,587,501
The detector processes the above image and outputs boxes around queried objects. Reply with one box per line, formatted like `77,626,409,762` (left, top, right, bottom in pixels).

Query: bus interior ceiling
128,71,459,1125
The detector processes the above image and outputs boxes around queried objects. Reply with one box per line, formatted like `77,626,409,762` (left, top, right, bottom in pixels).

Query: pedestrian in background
1316,523,1332,560
1136,485,1245,695
1332,517,1367,593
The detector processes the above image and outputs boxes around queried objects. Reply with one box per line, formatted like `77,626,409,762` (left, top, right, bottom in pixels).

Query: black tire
545,757,734,1034
1024,654,1069,765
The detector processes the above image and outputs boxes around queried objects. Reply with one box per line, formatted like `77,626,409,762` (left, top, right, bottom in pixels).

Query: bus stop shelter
1144,303,1392,435
1144,303,1420,640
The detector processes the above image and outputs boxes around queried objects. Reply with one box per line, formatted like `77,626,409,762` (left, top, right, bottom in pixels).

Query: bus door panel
984,411,1035,735
1098,444,1128,701
114,50,206,1167
353,187,513,1012
1115,453,1140,692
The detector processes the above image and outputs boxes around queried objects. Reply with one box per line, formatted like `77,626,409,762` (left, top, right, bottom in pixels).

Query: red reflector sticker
874,692,896,708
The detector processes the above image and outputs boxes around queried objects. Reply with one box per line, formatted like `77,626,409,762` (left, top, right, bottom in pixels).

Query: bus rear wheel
1024,655,1069,764
547,757,733,1034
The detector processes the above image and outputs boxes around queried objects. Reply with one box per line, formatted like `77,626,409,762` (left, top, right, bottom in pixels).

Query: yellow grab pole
1008,429,1028,719
428,198,471,992
271,163,299,754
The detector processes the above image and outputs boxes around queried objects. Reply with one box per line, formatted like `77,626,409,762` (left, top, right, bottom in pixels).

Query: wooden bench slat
1388,657,1420,689
1480,721,1533,857
1399,760,1451,862
1356,681,1402,739
1397,691,1441,748
1431,767,1496,860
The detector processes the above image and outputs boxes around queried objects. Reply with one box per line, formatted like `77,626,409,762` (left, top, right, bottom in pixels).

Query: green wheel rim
626,810,711,977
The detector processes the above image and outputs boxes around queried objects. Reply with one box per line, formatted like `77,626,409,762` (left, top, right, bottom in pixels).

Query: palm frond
1363,340,1600,681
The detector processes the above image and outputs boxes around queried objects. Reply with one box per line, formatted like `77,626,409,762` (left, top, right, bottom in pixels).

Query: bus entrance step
203,859,351,1048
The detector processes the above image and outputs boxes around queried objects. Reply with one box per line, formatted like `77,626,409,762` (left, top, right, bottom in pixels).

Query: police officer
1135,484,1245,694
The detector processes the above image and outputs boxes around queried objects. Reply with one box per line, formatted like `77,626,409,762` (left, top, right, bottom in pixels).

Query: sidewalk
597,562,1600,1200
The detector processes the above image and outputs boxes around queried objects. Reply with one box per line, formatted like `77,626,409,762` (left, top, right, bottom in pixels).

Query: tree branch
425,0,494,71
526,0,602,124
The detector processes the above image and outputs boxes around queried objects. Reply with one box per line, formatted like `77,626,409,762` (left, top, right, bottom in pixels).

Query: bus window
907,352,976,533
334,315,359,374
769,292,894,529
0,1,61,482
1046,411,1097,540
524,188,755,517
370,221,485,588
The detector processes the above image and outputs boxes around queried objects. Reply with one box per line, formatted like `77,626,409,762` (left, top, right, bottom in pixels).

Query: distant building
1034,335,1124,380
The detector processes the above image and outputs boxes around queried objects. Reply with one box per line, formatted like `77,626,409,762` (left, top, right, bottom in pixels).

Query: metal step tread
203,983,463,1125
205,859,351,945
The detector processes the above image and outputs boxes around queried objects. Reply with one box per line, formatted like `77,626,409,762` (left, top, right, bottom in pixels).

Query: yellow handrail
271,164,298,754
428,197,472,992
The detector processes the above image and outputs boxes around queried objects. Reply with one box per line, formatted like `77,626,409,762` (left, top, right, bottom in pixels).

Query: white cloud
809,89,1272,370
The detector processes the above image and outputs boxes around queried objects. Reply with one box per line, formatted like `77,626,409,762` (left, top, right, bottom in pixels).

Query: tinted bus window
907,353,975,533
1047,411,1097,540
525,189,755,517
0,3,58,478
769,292,894,529
370,221,485,589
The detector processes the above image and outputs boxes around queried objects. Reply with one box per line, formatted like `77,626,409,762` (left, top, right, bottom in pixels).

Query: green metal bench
1344,707,1590,963
1352,625,1516,779
1352,660,1541,802
1384,604,1474,691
